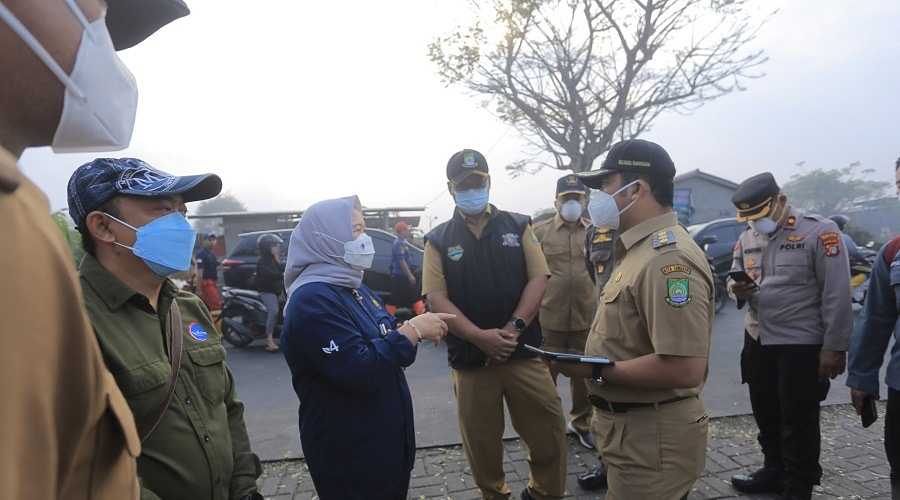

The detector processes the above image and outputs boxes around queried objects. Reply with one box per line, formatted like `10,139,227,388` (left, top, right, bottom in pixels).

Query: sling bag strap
140,299,185,443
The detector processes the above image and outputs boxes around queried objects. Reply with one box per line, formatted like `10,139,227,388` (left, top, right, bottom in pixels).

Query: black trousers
887,389,900,486
389,276,417,308
741,332,829,487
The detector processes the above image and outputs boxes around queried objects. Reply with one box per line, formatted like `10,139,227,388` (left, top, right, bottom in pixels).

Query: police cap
446,149,489,184
732,172,780,222
556,174,588,197
577,139,676,189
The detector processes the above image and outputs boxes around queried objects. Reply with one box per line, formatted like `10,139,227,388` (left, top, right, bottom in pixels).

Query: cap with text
577,139,676,189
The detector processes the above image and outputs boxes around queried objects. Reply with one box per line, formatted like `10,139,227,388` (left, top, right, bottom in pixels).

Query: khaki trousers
452,357,567,500
542,329,592,434
592,395,708,500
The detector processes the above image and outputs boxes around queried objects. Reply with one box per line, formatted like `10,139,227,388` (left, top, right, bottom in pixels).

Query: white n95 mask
0,0,138,153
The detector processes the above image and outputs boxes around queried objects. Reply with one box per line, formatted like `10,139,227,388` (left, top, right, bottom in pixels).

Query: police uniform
533,175,595,440
729,173,852,498
422,150,567,500
68,159,262,500
579,140,714,500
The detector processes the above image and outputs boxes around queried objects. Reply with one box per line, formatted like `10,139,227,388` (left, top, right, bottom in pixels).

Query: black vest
426,207,541,369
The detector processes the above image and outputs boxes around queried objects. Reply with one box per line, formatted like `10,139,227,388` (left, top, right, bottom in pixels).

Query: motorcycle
219,286,284,348
851,248,876,306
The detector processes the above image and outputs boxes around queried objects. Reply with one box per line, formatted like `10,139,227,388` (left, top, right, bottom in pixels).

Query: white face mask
749,217,778,236
319,232,376,271
559,199,583,223
588,180,639,230
0,0,138,153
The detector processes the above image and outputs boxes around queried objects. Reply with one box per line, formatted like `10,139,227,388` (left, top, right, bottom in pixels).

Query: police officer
69,158,263,500
533,174,596,450
558,139,714,500
423,149,567,500
0,2,188,498
728,172,851,500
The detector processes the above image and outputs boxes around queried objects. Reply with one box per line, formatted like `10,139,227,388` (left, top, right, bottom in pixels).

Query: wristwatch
509,316,527,333
591,364,607,386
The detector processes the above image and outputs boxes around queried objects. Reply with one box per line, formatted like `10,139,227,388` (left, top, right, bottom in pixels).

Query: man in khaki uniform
69,158,263,500
0,1,188,499
533,174,596,450
559,139,713,500
424,149,567,500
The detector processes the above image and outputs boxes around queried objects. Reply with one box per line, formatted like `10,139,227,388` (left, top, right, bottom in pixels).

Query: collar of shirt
80,253,178,312
619,212,678,250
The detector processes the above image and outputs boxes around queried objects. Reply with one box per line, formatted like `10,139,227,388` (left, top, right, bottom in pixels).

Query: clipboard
524,344,615,366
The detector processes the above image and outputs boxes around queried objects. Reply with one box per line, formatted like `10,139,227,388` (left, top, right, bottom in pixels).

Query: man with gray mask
728,172,851,500
0,1,188,498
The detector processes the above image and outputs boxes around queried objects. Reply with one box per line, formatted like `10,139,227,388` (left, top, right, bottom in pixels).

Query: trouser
741,332,828,488
260,292,279,338
200,279,222,311
886,388,900,496
452,357,567,500
592,395,708,500
542,329,592,434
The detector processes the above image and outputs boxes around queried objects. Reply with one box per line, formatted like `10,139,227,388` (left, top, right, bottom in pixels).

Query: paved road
230,305,878,461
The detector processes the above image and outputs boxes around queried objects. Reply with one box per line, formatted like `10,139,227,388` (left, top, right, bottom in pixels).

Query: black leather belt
589,394,695,413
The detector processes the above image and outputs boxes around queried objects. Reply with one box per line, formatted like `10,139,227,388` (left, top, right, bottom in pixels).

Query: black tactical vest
426,207,541,369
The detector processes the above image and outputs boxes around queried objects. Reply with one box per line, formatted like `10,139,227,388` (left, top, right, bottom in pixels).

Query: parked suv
688,217,747,273
222,228,424,302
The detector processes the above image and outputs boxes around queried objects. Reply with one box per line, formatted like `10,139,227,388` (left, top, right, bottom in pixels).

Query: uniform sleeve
847,244,898,395
522,225,551,280
421,241,447,296
224,365,262,498
727,239,743,302
638,252,712,357
815,226,853,351
284,288,417,394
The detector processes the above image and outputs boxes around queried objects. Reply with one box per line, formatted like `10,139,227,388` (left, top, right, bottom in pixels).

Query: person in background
424,149,567,500
729,173,851,500
69,157,262,500
196,233,223,312
533,174,596,451
846,159,900,500
280,195,453,500
389,221,419,315
0,0,188,498
829,214,862,261
256,233,284,352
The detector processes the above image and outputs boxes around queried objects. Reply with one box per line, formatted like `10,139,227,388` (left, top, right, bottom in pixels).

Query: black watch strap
592,364,605,381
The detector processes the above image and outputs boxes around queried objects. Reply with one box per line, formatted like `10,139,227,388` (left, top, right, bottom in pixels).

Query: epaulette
592,227,614,244
651,230,677,249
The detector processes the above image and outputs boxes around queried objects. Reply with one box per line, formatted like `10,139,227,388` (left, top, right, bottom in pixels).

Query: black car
222,228,424,302
687,217,747,274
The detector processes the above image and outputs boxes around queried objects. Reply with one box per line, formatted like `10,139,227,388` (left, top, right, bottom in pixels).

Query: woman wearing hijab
281,196,452,500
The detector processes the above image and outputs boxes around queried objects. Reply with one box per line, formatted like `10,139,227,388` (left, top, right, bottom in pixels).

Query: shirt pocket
117,359,169,398
187,344,228,405
773,249,810,284
597,284,625,339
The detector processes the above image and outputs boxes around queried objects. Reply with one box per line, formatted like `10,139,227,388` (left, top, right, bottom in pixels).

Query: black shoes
577,464,608,491
567,422,596,450
731,466,784,494
520,488,535,500
779,483,813,500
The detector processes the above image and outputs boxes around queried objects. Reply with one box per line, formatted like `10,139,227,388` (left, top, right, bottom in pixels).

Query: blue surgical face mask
106,212,198,277
454,187,490,216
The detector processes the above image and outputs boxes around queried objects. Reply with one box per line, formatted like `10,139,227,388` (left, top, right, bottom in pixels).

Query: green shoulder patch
651,230,677,249
665,278,691,307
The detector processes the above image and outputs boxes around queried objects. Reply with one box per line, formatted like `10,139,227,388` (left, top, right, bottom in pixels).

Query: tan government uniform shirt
0,147,140,499
586,212,714,403
533,215,595,332
422,206,550,296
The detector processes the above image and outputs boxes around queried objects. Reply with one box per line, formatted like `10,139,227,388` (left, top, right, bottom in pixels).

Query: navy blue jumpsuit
281,282,417,500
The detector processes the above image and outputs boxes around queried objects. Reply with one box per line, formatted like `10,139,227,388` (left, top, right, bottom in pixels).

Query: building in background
673,169,740,226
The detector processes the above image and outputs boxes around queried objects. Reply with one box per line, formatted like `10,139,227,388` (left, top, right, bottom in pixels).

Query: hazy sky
18,0,900,230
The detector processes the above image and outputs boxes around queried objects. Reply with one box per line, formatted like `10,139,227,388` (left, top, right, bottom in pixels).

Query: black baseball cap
556,174,588,197
106,0,190,51
577,139,676,189
732,172,780,222
446,149,489,184
67,157,222,229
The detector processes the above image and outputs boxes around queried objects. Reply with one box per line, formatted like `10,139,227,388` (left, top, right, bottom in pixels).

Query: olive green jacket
79,255,260,500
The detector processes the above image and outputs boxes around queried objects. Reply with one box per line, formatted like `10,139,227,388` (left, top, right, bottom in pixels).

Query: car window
230,236,258,258
705,224,737,245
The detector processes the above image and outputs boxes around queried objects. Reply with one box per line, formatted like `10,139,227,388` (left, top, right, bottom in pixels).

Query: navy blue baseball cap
67,157,222,229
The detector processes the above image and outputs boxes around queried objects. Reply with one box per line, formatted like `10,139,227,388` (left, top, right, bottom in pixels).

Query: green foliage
51,211,84,264
782,165,890,216
192,192,247,235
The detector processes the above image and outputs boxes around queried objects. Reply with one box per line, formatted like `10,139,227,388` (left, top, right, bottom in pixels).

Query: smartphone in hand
861,395,878,428
728,270,758,288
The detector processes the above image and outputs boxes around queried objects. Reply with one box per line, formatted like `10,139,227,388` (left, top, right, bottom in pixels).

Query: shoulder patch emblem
819,231,841,257
661,264,692,275
651,230,677,249
447,245,464,262
502,233,521,248
188,322,209,342
665,278,691,307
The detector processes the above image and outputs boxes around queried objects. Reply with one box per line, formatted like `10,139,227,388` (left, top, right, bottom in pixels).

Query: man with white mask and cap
0,1,188,498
